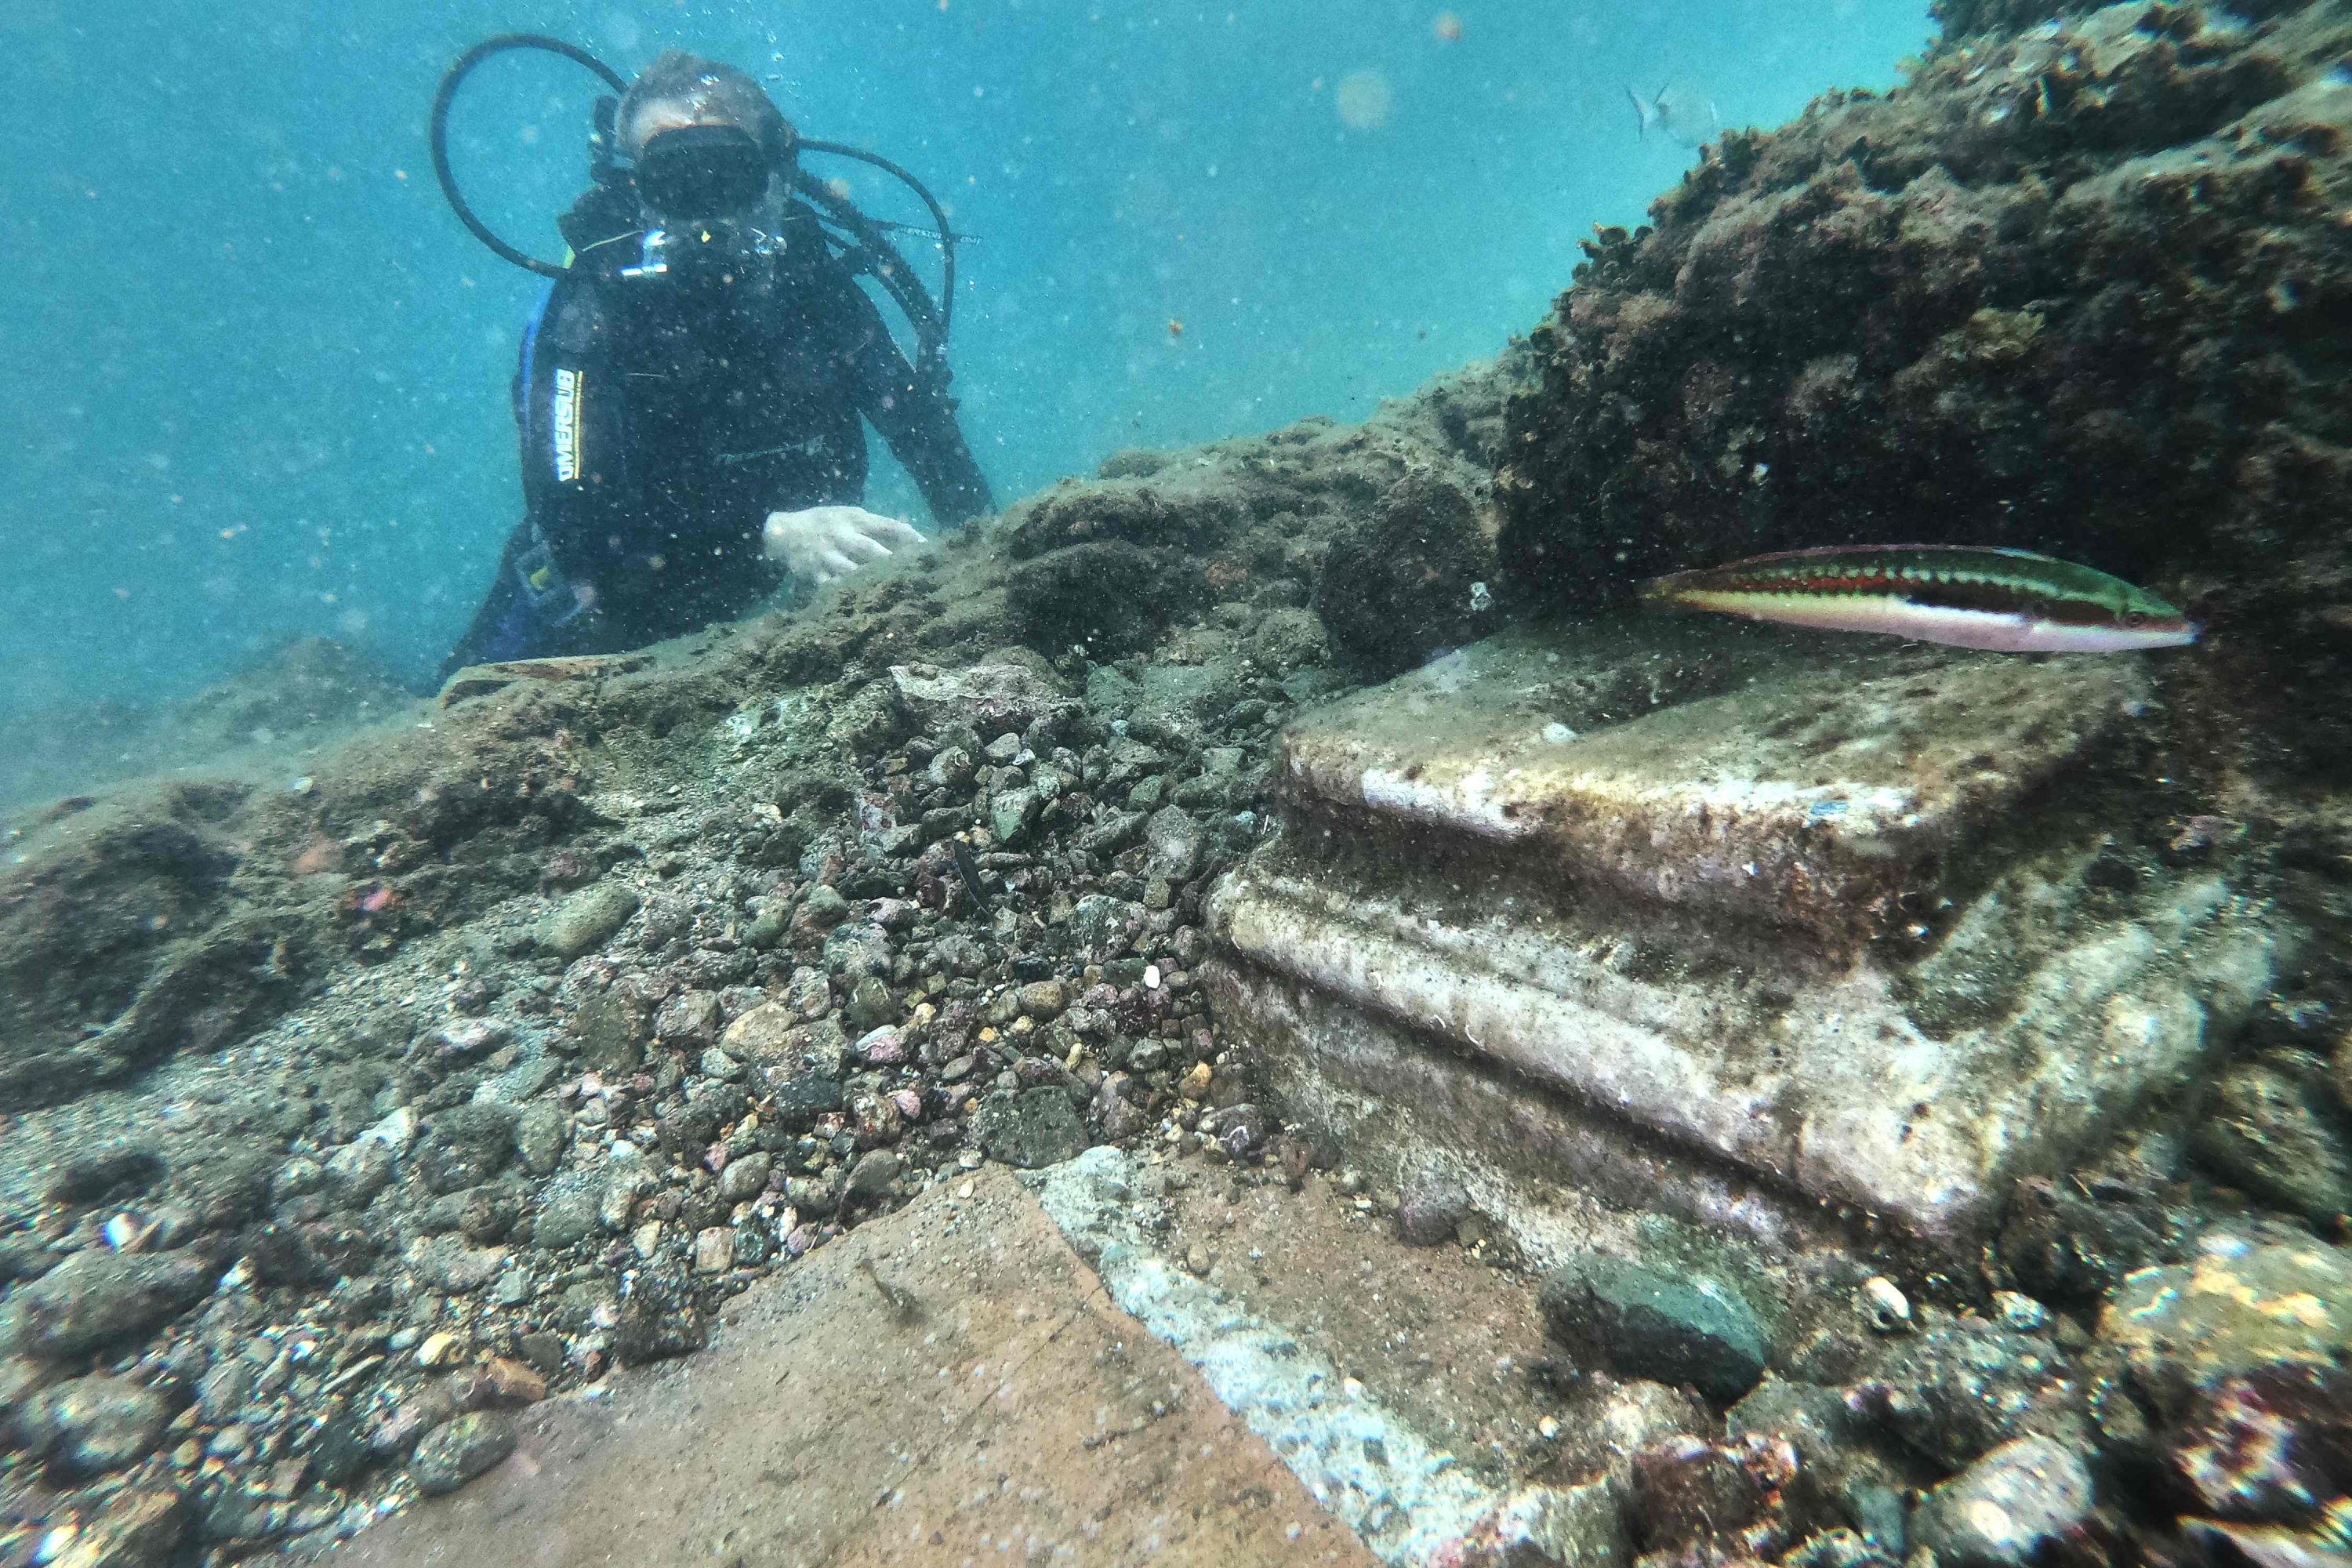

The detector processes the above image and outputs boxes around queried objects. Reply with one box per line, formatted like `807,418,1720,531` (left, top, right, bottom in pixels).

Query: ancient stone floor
282,1161,1397,1568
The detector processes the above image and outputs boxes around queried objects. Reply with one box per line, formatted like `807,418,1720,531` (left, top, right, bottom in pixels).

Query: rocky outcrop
1498,0,2352,758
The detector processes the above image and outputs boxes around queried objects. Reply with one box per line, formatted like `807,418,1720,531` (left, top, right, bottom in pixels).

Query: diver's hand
761,506,926,587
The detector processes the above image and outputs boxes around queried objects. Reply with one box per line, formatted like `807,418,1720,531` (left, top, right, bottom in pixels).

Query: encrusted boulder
1497,1,2352,758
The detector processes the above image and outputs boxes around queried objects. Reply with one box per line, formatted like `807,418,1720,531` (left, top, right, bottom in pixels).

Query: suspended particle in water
1432,12,1463,42
1167,319,1185,339
1334,69,1394,131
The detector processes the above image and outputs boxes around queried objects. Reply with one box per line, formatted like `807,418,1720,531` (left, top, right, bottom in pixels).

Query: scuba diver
436,48,994,679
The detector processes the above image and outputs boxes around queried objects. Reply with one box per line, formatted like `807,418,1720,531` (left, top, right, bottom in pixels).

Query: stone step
1208,622,2286,1251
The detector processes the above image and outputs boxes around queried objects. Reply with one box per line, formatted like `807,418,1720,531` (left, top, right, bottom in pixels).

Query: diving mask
633,123,772,223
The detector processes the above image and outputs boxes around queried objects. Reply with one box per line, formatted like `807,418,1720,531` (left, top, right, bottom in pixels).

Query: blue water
0,0,1929,717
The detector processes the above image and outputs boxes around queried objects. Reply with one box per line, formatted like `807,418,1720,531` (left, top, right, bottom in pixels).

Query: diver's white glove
761,506,927,587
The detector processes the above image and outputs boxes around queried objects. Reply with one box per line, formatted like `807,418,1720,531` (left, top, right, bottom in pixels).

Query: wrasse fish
1642,545,2200,653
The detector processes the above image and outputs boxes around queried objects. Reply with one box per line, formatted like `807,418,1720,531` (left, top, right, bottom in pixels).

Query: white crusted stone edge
1028,1146,1500,1564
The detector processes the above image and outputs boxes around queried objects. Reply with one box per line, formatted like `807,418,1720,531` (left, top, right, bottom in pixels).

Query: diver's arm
839,282,995,528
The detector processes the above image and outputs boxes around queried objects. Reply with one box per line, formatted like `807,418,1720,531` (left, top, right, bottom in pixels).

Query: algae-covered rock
976,1087,1089,1169
408,1410,517,1495
16,1372,172,1476
1496,2,2350,753
538,880,640,960
5,1248,215,1360
2192,1057,2352,1224
2100,1237,2352,1419
1007,540,1208,659
1538,1253,1769,1403
1312,473,1492,680
1910,1435,2094,1568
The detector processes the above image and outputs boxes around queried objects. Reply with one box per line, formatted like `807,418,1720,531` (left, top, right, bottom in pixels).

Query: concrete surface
292,1165,1377,1568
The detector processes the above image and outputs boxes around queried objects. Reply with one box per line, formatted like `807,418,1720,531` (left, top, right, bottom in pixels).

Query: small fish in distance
1641,545,2200,653
1626,82,1721,147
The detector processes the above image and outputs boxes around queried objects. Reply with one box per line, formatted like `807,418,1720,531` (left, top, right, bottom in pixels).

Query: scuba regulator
429,33,963,394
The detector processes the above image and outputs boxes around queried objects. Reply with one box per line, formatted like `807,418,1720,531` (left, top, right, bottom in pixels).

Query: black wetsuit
441,186,992,678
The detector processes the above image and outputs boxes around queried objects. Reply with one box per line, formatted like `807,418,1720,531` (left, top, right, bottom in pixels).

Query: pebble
1395,1167,1472,1247
1992,1290,2049,1334
975,1088,1087,1169
1538,1254,1769,1403
408,1411,518,1496
17,1373,171,1477
539,881,641,960
844,1149,906,1201
8,1249,215,1359
694,1226,736,1275
718,1152,773,1205
1911,1435,2094,1568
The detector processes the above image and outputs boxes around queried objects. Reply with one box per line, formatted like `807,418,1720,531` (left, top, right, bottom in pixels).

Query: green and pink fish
1642,545,2199,653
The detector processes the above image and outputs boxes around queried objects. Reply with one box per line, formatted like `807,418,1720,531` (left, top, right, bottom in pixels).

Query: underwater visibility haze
2,0,1926,723
16,0,2352,1565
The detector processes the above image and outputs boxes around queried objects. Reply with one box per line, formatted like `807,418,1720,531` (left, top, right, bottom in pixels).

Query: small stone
425,1018,512,1060
1466,1478,1629,1568
1017,978,1068,1020
855,1025,907,1065
975,1087,1088,1169
693,1226,736,1275
539,881,640,960
1857,1276,1911,1334
9,1248,215,1359
416,1102,522,1193
792,884,851,938
720,1001,797,1062
1843,1319,2071,1469
653,989,723,1046
411,1238,508,1294
368,1385,462,1456
844,1150,905,1202
718,1152,772,1205
609,1272,707,1363
1993,1290,2050,1334
743,906,789,949
1539,1254,1769,1403
321,1138,396,1209
416,1330,465,1368
532,1170,607,1250
474,1356,548,1408
1396,1167,1472,1247
2194,1059,2352,1222
408,1410,517,1496
195,1359,254,1425
989,787,1041,846
845,976,898,1032
764,1065,847,1132
569,992,648,1075
2100,1237,2352,1420
1911,1435,2094,1568
49,1482,184,1566
1143,806,1204,880
1179,1061,1213,1099
512,1102,568,1176
17,1374,171,1477
1628,1432,1797,1556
